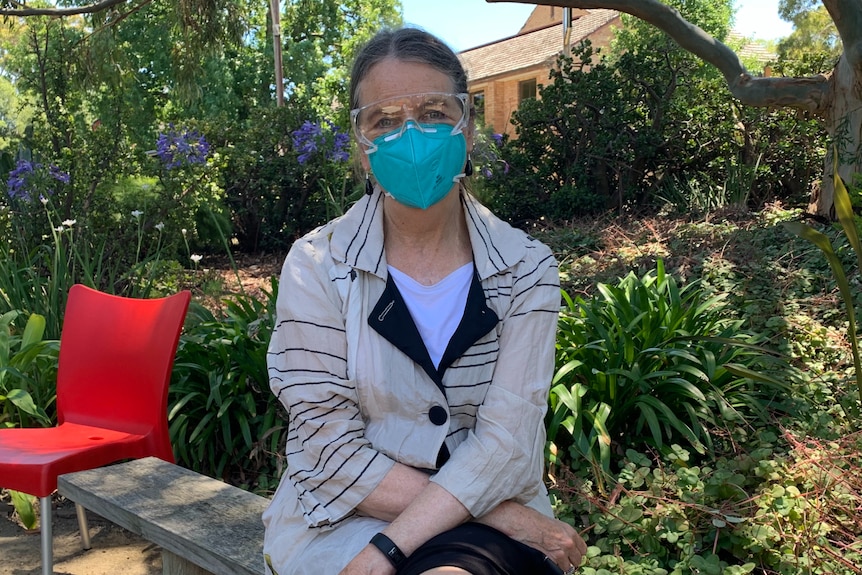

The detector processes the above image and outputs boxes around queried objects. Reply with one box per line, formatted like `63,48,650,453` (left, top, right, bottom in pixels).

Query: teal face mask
368,122,467,210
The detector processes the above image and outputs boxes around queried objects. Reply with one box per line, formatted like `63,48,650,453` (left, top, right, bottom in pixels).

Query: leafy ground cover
531,202,862,574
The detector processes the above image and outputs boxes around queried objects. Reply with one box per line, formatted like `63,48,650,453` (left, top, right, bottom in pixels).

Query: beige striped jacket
262,188,560,575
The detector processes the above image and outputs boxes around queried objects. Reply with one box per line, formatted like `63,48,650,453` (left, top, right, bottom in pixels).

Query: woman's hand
517,514,586,573
477,502,587,573
338,545,396,575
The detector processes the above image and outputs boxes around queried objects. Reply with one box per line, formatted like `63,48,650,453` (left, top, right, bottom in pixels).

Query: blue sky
400,0,794,52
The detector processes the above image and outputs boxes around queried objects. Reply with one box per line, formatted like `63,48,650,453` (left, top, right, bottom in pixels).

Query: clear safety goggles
350,92,469,149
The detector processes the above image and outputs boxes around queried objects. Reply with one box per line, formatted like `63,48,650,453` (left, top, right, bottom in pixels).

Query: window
518,79,537,103
472,91,485,123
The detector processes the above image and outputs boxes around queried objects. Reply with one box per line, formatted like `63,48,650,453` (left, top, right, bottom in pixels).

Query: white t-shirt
387,262,473,368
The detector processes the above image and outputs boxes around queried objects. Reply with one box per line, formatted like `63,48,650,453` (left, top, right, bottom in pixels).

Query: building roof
459,9,620,83
726,31,777,63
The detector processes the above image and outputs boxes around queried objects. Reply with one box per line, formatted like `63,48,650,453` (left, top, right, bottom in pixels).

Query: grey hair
349,27,468,110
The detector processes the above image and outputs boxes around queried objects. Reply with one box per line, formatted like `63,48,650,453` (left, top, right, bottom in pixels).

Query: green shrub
482,31,825,225
1,133,219,338
0,311,58,428
213,105,347,253
548,260,794,486
169,278,285,493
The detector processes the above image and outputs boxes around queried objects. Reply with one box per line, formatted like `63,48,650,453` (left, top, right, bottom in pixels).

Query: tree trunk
815,54,862,217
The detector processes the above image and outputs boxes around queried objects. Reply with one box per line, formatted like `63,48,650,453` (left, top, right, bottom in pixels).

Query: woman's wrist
347,543,397,575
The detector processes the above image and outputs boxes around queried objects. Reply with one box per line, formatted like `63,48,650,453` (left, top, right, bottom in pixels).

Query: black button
428,405,448,426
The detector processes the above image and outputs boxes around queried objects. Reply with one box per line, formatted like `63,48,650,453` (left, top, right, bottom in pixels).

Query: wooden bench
57,456,269,575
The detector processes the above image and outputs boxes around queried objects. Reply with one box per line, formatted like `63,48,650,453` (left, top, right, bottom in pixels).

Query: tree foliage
485,0,825,223
776,2,841,70
489,0,862,219
0,0,401,258
281,0,401,124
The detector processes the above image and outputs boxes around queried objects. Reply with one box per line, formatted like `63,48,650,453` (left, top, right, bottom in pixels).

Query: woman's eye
371,116,397,131
420,110,446,122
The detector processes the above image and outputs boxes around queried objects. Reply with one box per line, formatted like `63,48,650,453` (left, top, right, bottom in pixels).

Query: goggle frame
350,92,470,151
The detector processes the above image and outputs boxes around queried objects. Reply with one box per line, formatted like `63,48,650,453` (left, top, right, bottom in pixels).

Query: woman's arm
347,464,586,574
269,237,395,528
475,501,587,570
341,480,470,575
355,462,430,522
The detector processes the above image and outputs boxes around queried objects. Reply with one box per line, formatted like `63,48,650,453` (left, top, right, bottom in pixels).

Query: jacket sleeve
267,237,394,528
430,243,560,517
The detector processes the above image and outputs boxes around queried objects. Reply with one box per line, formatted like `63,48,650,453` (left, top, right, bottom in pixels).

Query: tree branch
822,0,861,54
487,0,833,114
0,0,127,17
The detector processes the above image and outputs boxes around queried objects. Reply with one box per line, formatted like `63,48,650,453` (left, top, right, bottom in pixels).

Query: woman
263,27,587,575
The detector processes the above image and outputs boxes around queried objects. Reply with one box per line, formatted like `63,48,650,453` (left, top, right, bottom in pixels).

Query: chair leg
75,503,91,550
40,496,52,575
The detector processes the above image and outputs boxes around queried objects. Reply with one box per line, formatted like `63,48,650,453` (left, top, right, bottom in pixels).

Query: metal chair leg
40,496,52,575
75,503,91,550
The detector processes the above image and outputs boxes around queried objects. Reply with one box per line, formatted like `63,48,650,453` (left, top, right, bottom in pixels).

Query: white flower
190,254,203,263
131,210,143,218
62,219,76,227
181,228,187,235
40,196,49,205
55,225,65,232
155,222,165,231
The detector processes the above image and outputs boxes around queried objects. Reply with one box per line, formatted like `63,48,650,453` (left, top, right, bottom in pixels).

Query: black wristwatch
370,532,407,569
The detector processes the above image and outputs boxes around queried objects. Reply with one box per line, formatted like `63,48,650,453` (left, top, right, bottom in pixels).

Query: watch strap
370,532,407,568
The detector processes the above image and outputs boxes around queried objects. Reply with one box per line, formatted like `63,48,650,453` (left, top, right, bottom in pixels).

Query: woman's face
355,57,473,172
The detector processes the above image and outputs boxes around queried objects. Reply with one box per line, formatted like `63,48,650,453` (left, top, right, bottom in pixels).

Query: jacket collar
329,186,527,281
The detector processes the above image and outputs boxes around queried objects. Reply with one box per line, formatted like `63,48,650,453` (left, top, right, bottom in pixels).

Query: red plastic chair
0,284,191,575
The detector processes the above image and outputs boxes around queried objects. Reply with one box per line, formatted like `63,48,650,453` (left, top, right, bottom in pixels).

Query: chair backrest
56,285,191,461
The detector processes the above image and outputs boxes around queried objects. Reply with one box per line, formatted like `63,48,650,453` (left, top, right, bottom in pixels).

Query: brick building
459,6,621,137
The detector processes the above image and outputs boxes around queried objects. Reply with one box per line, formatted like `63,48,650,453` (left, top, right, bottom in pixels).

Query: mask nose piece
383,120,427,143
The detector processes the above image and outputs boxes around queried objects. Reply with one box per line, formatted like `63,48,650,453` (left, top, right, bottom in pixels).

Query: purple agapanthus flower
292,121,323,165
156,125,210,169
292,120,350,165
49,165,71,184
6,159,67,201
328,130,351,163
7,160,36,199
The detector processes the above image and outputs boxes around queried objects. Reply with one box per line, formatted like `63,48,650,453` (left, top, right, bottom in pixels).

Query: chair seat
0,422,155,497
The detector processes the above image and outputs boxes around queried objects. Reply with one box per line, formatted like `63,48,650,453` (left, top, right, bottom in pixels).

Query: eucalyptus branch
72,0,155,47
0,0,127,17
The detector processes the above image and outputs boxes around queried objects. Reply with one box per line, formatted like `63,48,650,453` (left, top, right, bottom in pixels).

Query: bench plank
57,457,268,575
